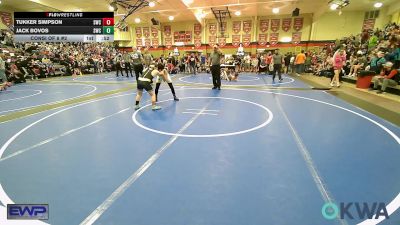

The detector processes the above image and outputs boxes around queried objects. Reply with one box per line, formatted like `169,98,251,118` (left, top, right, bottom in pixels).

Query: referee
209,44,223,90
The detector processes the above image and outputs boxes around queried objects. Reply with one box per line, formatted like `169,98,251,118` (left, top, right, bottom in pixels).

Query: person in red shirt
370,62,399,94
265,52,273,75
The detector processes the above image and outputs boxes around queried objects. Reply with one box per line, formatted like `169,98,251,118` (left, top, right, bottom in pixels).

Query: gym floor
0,72,399,225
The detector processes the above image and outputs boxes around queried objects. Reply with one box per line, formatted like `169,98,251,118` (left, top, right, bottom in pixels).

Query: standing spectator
265,52,273,75
272,50,284,82
187,53,197,75
114,53,125,77
143,48,153,68
123,50,133,78
331,49,346,87
0,54,8,84
295,50,306,75
209,45,223,90
284,53,291,74
131,47,144,81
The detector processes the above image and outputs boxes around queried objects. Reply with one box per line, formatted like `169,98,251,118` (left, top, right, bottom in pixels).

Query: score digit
102,18,114,26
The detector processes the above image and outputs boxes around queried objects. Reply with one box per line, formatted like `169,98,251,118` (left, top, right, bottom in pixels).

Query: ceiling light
135,18,141,23
234,11,241,16
374,2,383,8
108,5,114,11
272,8,279,14
168,16,174,21
330,3,338,10
149,1,155,7
182,0,193,5
110,2,118,11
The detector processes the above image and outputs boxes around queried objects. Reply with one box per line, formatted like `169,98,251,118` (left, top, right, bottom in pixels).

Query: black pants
211,65,221,88
116,63,124,77
125,62,133,77
189,63,196,74
273,64,282,81
133,64,143,81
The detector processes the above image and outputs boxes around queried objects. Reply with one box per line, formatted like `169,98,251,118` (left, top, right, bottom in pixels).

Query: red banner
164,25,171,36
194,23,202,35
292,32,302,44
144,38,151,47
243,20,252,33
135,27,142,38
362,19,375,31
293,18,303,31
282,18,291,32
218,37,226,47
232,21,241,34
0,12,12,27
271,19,280,32
269,33,279,45
143,27,150,38
209,36,217,46
194,36,202,47
258,33,267,46
151,27,158,38
232,35,241,47
209,23,217,35
242,34,251,47
152,39,159,48
260,19,269,33
165,37,172,49
136,39,143,47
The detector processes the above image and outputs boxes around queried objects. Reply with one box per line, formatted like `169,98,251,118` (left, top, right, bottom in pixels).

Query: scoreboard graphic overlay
14,12,114,42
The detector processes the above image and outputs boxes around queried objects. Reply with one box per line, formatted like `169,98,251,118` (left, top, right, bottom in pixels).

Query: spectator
370,62,399,94
295,50,306,75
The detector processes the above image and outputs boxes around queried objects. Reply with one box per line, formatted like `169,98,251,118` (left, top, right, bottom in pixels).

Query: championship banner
209,23,217,35
209,35,217,46
194,36,202,47
165,37,172,49
151,27,158,38
243,20,252,33
232,21,241,34
269,33,279,45
258,33,267,46
282,18,291,32
152,39,159,48
362,19,375,31
260,19,269,33
292,32,301,44
144,38,151,47
293,18,303,31
242,34,251,47
143,27,150,38
136,39,143,47
218,37,226,47
135,27,142,38
194,23,202,35
232,35,241,47
0,12,12,27
164,25,171,36
271,19,280,32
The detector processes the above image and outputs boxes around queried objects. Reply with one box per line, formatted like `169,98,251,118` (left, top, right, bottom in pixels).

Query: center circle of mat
132,96,273,138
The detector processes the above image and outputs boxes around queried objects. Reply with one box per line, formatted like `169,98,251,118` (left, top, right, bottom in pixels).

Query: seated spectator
368,51,386,74
370,62,399,94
